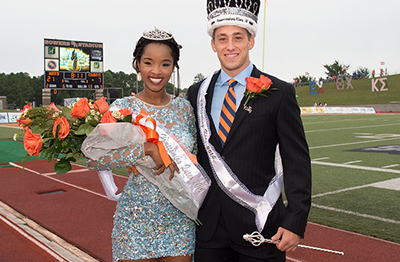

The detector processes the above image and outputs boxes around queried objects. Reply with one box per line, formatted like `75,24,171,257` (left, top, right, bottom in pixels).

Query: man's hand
271,227,301,252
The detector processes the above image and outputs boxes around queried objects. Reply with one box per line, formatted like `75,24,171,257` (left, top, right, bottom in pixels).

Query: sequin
90,96,197,261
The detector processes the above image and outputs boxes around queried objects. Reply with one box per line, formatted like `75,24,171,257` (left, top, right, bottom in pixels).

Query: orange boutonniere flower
244,75,274,106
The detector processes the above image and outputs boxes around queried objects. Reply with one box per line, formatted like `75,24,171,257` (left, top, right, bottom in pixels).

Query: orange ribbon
135,109,171,168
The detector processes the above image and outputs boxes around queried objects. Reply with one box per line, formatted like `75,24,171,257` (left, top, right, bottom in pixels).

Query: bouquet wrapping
82,120,210,221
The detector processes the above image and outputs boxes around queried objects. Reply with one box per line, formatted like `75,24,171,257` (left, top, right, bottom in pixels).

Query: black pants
195,214,285,262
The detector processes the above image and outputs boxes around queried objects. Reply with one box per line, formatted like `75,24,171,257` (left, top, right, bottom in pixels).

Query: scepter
243,231,345,256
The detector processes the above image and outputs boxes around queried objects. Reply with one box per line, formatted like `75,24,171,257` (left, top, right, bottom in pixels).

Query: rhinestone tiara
142,28,173,41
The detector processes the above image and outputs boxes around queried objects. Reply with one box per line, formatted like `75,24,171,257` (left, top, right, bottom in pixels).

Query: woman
87,28,196,262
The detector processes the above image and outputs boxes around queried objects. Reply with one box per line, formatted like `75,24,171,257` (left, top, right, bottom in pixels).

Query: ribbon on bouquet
134,109,171,168
81,108,211,221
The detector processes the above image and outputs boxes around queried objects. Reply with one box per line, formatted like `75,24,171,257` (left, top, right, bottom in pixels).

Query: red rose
48,102,60,112
53,117,70,139
93,97,109,114
259,75,273,91
23,128,43,157
119,108,132,116
22,104,32,111
71,98,90,118
100,111,117,123
17,117,32,127
245,77,263,93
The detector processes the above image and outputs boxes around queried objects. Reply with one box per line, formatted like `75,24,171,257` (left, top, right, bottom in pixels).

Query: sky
1,0,399,90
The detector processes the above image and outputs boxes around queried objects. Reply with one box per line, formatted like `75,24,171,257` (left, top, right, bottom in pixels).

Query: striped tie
218,79,237,146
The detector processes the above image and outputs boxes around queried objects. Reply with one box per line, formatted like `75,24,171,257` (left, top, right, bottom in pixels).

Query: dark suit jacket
187,66,312,247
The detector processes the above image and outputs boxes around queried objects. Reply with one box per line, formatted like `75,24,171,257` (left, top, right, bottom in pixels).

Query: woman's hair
132,35,181,97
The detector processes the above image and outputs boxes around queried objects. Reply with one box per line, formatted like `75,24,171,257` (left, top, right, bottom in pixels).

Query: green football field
303,114,400,243
1,113,400,243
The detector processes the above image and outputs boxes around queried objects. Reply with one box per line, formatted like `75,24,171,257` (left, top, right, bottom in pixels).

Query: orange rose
245,77,263,93
22,104,32,111
93,97,109,114
17,117,32,126
53,117,70,139
259,75,273,90
119,108,132,116
71,98,90,118
101,111,117,123
23,128,43,157
48,102,60,112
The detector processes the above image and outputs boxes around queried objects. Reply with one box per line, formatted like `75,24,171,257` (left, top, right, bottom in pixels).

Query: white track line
0,213,67,262
9,162,111,199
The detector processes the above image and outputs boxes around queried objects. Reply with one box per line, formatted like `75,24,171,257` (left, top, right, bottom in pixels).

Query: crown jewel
142,28,173,41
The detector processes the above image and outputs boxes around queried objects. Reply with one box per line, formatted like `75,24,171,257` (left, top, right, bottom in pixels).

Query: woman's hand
144,142,180,180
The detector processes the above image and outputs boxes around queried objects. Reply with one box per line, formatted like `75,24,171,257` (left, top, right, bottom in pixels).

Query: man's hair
212,27,253,41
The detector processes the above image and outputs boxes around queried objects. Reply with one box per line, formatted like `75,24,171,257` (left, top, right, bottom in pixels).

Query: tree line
0,70,179,109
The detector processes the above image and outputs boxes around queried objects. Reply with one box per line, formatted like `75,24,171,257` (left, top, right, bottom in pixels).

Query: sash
82,108,211,221
197,72,284,232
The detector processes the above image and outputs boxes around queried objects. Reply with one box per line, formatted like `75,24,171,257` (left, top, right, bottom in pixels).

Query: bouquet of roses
15,97,133,175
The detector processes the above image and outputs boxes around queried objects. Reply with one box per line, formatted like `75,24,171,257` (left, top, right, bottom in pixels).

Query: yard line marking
343,160,363,165
305,123,400,133
312,203,400,224
355,133,373,135
312,184,370,198
370,177,400,191
312,157,330,161
309,137,400,149
382,164,400,169
311,160,400,174
0,213,68,262
312,177,400,199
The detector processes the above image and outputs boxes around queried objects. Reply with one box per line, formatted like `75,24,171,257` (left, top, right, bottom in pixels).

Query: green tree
323,60,350,79
293,75,312,86
193,73,205,85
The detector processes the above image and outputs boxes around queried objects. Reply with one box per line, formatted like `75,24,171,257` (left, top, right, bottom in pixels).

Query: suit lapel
205,71,222,150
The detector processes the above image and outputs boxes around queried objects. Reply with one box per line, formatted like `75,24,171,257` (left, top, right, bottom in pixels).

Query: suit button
221,156,225,160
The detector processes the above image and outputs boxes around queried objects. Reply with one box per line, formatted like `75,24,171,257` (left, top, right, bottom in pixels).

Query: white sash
82,109,211,221
197,72,284,232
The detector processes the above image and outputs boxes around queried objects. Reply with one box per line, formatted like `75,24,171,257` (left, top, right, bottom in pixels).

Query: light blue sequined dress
87,96,196,261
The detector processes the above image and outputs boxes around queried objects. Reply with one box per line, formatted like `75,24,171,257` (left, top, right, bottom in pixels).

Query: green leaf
62,107,75,122
54,158,71,175
85,125,95,136
75,123,92,135
123,115,132,123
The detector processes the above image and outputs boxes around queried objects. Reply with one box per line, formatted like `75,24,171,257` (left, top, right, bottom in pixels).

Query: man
187,1,312,262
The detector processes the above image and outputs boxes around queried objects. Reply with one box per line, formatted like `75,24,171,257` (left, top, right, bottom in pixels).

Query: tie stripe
218,79,237,146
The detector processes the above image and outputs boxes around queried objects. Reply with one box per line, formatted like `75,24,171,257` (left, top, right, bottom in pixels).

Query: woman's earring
137,72,142,81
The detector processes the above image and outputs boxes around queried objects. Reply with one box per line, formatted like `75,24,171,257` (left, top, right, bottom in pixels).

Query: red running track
1,160,400,261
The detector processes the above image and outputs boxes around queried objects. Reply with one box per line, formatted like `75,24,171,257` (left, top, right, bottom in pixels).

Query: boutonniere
243,75,275,113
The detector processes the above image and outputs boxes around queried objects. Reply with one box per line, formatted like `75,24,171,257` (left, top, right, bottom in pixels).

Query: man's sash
197,72,284,232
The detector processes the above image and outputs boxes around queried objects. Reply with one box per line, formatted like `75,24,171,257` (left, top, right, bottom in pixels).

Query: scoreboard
44,39,103,90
